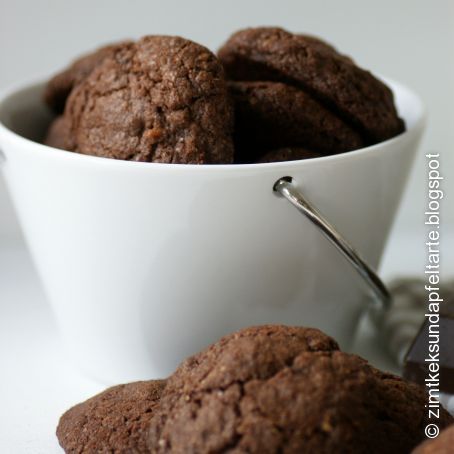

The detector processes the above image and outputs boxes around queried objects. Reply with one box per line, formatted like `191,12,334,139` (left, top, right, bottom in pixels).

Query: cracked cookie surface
146,325,452,453
56,380,165,453
61,35,234,163
219,27,404,146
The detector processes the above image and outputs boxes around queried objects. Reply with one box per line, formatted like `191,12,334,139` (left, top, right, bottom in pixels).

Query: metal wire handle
273,177,391,313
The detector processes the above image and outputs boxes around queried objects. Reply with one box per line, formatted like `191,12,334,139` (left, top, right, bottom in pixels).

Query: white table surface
0,232,452,453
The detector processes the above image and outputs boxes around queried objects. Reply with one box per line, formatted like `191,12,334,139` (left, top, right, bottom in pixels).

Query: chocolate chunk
404,299,454,393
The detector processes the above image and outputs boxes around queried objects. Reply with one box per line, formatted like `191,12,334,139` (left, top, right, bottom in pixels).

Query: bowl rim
0,76,426,173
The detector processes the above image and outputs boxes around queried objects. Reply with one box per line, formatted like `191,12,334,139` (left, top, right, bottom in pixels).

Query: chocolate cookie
62,35,234,163
43,116,72,150
57,380,165,453
147,325,452,453
219,27,404,144
229,81,363,162
44,42,128,114
412,424,454,453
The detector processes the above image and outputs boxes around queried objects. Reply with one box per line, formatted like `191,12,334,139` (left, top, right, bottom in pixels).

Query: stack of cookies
43,27,405,164
57,325,453,453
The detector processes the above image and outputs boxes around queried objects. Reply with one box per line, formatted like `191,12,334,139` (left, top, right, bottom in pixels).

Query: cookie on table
61,36,234,164
147,325,452,454
412,424,454,453
229,80,363,162
56,380,165,454
219,27,404,148
44,42,128,114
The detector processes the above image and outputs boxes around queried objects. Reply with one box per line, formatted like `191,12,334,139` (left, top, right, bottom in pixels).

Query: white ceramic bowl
0,79,424,383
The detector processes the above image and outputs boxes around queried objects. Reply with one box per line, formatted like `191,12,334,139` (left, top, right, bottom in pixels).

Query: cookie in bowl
218,27,405,163
44,36,234,164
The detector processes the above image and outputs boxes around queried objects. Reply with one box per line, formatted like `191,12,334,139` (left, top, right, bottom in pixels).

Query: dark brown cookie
161,325,340,395
229,80,363,162
257,147,321,163
44,42,128,114
57,380,165,453
43,116,72,150
62,36,234,163
219,27,405,144
147,325,452,453
412,424,454,453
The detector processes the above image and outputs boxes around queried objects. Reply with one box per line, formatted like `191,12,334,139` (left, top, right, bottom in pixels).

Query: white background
0,1,452,452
